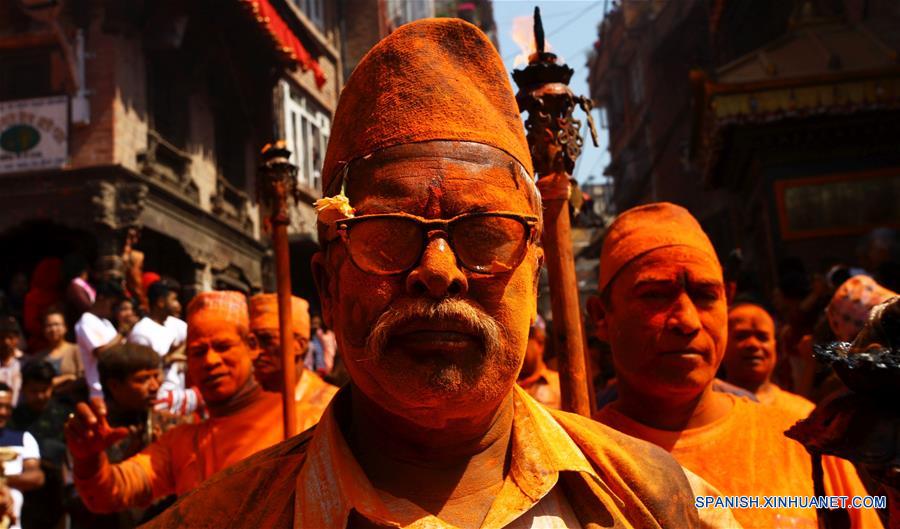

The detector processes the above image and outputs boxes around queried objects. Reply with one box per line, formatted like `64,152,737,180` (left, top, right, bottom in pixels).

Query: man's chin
255,377,282,393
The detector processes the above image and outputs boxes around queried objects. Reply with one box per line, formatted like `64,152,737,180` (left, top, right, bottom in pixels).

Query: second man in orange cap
248,293,337,431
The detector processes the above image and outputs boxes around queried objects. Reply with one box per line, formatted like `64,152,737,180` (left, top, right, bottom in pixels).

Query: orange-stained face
107,368,162,413
251,326,307,392
186,315,253,404
314,141,542,427
591,246,727,401
724,304,776,388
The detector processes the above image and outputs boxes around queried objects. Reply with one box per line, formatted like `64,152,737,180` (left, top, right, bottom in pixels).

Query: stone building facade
587,0,900,292
0,0,342,304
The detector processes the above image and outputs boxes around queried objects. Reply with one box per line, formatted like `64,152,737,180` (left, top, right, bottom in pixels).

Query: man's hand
64,398,131,461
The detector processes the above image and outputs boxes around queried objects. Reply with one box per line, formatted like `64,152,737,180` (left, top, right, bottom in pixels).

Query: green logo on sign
0,124,41,153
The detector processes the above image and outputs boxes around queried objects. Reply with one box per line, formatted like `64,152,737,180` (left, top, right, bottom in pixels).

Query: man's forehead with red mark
345,143,536,218
625,249,724,290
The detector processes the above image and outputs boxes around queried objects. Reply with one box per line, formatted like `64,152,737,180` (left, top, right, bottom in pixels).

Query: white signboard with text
0,96,68,174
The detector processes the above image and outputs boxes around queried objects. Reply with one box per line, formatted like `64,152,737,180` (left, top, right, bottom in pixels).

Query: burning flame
511,15,558,67
510,15,562,68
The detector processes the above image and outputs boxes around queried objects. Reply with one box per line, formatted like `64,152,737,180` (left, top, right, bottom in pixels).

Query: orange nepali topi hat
599,202,720,293
321,18,532,195
248,293,311,339
186,291,249,333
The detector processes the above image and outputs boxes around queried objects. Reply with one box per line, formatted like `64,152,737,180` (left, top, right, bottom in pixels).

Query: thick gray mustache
365,299,502,358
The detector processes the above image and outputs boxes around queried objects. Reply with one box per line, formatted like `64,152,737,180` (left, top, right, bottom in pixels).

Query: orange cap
186,291,249,333
599,202,720,293
826,275,897,342
248,293,310,339
321,18,532,195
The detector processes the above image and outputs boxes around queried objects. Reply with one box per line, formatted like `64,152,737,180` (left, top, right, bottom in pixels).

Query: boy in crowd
12,361,68,529
0,382,43,529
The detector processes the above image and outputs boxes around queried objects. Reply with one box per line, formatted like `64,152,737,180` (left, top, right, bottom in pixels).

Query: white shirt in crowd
75,312,118,398
128,315,187,357
129,317,173,357
164,316,187,349
1,430,40,529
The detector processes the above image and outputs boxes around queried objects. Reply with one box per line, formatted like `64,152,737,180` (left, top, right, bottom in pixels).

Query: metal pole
259,141,299,439
512,7,600,417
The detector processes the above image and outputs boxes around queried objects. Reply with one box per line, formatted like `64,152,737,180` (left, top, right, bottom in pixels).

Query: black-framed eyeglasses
336,211,539,275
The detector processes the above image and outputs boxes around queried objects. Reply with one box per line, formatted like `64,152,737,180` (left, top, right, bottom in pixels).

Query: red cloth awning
240,0,327,89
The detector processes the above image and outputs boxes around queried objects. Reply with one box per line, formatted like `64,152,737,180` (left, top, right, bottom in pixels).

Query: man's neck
517,357,544,382
207,379,262,418
0,350,14,364
731,374,771,396
347,386,513,526
614,380,733,431
149,310,168,326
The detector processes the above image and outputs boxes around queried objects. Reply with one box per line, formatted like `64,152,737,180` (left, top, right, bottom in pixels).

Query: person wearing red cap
723,302,815,419
143,18,734,529
588,202,882,529
64,291,286,513
248,293,337,431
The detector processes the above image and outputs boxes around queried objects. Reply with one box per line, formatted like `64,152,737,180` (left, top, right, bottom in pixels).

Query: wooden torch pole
512,7,599,417
258,141,299,439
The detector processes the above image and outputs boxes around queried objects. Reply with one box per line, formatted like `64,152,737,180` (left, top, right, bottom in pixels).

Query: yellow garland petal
314,193,355,225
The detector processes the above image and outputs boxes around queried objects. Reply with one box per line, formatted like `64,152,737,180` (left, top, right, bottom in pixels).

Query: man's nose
666,293,702,336
200,349,224,369
740,336,762,351
405,237,468,298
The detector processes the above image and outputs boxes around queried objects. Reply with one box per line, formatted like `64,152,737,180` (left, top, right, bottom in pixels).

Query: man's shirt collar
295,385,600,528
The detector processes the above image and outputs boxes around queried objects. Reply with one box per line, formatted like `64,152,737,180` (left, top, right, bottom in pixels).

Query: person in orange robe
64,291,285,513
588,202,883,529
516,322,561,409
248,293,337,431
143,19,738,529
723,302,815,418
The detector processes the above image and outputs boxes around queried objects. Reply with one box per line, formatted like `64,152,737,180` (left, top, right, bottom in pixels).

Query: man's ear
586,294,610,342
312,251,335,330
532,248,544,299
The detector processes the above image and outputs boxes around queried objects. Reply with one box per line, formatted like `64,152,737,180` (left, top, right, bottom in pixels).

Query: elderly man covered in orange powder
64,291,285,513
144,19,736,529
248,293,337,431
588,202,883,529
723,302,815,418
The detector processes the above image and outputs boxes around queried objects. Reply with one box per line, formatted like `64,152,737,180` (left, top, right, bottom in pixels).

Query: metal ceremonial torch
513,7,599,417
258,141,299,439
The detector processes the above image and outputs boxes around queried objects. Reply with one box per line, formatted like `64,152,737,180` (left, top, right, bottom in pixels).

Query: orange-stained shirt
757,383,815,420
294,370,338,432
517,366,561,409
596,395,883,529
75,388,285,513
143,386,740,528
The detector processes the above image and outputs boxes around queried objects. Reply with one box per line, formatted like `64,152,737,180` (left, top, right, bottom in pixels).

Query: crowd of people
0,264,341,528
0,16,896,529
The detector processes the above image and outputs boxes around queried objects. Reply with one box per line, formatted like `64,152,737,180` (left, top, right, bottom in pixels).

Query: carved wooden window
774,169,900,240
294,0,325,30
281,80,330,194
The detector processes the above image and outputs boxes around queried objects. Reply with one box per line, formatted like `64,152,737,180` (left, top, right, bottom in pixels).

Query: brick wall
67,19,116,168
